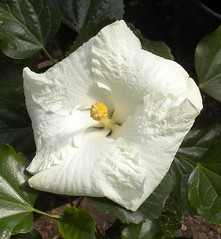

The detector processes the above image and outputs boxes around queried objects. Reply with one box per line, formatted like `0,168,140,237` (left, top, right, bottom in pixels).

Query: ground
33,193,221,239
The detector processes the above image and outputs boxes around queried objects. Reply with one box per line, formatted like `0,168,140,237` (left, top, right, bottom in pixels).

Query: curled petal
23,37,112,116
112,92,201,205
91,20,202,123
28,129,148,211
25,87,96,173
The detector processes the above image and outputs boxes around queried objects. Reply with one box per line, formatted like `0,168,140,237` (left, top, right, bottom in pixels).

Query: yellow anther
90,102,108,121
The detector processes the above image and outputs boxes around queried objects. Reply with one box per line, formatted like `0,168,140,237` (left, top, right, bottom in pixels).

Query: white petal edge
23,36,111,116
91,20,202,123
112,92,201,206
28,129,148,211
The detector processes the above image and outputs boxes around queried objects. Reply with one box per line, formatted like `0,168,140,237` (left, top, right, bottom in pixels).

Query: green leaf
170,158,196,215
57,207,96,239
0,144,38,238
0,0,61,59
88,173,173,224
121,220,162,239
67,20,173,59
189,163,221,225
0,65,35,157
64,0,124,55
57,0,124,32
200,138,221,177
128,23,174,60
195,24,221,101
11,227,42,239
66,20,111,55
170,123,221,214
141,38,174,60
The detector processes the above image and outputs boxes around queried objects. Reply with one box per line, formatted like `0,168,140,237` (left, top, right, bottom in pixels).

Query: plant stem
32,208,61,219
42,46,56,63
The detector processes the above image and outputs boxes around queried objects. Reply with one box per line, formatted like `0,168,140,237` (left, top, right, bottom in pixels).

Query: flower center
90,102,114,130
90,102,121,135
90,102,108,121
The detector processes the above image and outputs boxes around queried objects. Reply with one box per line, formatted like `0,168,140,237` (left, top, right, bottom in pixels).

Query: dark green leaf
128,23,174,60
195,24,221,101
121,220,162,239
88,173,173,224
11,227,42,239
0,65,35,157
189,163,221,225
200,138,221,176
57,0,124,32
141,38,174,60
66,20,111,55
0,144,38,238
0,0,61,59
170,123,221,214
57,207,96,239
170,158,196,215
67,20,173,59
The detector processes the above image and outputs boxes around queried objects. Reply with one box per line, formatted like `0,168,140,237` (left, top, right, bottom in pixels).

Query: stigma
90,102,108,121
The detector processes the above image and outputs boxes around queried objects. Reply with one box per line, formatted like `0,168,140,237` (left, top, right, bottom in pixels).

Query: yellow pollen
90,102,108,121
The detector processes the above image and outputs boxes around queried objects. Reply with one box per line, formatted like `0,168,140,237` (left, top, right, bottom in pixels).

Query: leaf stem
32,208,61,219
42,46,56,64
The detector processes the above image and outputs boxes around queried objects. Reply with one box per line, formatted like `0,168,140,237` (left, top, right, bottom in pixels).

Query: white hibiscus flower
23,20,202,211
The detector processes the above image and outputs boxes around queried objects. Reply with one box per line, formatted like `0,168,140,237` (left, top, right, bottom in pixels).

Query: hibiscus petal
112,92,201,204
25,88,97,173
28,129,148,211
26,106,96,174
23,37,112,116
91,20,202,123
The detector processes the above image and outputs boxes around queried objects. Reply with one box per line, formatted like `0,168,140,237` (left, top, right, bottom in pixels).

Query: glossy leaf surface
171,123,221,214
58,0,124,32
188,138,221,225
122,220,162,239
0,0,61,58
195,24,221,101
57,207,96,239
11,227,42,239
0,144,37,238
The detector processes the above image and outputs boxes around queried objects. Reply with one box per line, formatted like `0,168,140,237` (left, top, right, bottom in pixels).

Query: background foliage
0,0,221,238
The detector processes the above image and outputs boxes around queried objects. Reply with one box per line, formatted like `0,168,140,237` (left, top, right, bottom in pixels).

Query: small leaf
189,163,221,225
0,0,61,59
195,24,221,101
141,38,174,60
121,220,162,239
66,20,111,55
57,207,96,239
88,173,173,224
0,144,38,238
57,0,124,32
128,23,174,60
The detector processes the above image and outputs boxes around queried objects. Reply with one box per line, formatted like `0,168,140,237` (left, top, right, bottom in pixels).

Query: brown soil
181,216,221,239
34,197,221,239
